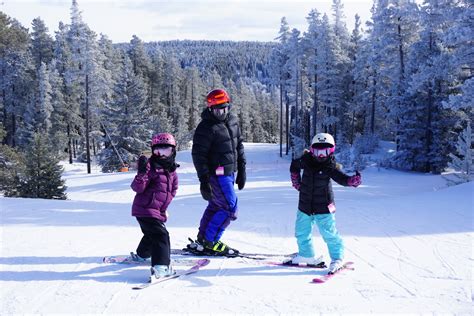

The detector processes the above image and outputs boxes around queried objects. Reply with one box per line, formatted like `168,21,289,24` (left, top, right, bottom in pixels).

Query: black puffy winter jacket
290,152,350,215
192,109,246,180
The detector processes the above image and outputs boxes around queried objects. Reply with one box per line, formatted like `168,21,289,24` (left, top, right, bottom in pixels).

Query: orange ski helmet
206,89,231,107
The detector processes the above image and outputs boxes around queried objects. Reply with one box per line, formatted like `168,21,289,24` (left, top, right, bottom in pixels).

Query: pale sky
1,0,374,43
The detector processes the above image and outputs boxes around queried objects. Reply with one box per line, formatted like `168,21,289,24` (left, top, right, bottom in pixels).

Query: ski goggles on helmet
310,144,334,158
153,145,173,157
312,148,331,158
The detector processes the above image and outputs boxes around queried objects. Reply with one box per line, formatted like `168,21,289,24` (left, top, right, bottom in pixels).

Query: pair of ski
103,251,353,287
102,254,211,290
132,258,210,290
174,247,355,282
171,247,295,260
252,257,354,283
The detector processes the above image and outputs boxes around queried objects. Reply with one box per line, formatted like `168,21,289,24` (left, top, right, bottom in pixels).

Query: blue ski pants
295,210,344,260
198,174,238,242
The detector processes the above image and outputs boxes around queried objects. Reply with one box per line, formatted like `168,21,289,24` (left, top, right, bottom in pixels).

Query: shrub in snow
0,125,27,197
19,133,67,199
337,140,366,172
353,134,379,155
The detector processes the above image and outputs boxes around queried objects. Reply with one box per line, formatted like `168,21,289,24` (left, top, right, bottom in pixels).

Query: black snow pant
136,217,170,266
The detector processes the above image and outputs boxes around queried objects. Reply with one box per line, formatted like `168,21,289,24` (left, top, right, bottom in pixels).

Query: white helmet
310,133,336,159
311,133,335,149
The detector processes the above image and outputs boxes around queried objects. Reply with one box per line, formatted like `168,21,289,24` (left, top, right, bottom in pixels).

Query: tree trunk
36,139,41,198
280,79,283,157
295,61,299,137
425,31,434,173
85,74,91,174
191,80,195,130
312,73,318,138
371,76,377,135
11,113,16,147
350,110,355,145
285,91,290,155
397,18,405,82
2,88,6,143
67,124,73,164
299,68,305,144
426,85,433,173
396,17,405,150
73,139,77,159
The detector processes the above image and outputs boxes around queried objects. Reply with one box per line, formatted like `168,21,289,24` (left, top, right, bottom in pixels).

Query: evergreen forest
0,0,472,198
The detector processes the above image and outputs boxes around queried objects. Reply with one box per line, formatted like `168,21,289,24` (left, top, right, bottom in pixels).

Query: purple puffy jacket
131,167,178,222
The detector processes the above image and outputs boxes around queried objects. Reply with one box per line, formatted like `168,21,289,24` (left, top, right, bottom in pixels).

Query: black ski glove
236,164,246,190
199,175,212,201
137,155,149,174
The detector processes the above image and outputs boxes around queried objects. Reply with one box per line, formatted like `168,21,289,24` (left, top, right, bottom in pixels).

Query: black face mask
150,153,177,172
211,106,229,121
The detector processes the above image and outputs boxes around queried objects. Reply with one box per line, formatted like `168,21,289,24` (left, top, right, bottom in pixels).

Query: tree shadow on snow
0,256,326,285
0,256,155,284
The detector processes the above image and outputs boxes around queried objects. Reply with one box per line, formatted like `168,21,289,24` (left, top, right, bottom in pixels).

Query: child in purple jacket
130,133,179,282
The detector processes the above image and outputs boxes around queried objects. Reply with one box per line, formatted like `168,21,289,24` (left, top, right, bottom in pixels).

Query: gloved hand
236,164,246,190
199,175,212,201
348,171,361,187
290,172,301,191
137,155,149,174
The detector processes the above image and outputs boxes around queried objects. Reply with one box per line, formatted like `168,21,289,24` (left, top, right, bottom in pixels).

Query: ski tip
312,278,325,284
197,258,211,267
343,261,355,270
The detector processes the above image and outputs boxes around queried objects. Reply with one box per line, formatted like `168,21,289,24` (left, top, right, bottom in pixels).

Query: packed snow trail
1,143,472,314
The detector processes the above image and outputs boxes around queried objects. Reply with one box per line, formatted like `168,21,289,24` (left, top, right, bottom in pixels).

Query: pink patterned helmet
151,133,176,147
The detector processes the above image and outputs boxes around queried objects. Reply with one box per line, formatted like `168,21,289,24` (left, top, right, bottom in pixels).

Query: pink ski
312,261,355,283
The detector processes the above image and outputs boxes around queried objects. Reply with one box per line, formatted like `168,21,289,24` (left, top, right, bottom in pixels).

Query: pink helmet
151,133,176,147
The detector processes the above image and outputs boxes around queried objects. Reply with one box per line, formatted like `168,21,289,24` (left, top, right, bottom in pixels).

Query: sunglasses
153,146,173,157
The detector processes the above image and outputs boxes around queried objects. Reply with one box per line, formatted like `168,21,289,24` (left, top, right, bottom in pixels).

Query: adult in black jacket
288,133,361,273
188,89,246,256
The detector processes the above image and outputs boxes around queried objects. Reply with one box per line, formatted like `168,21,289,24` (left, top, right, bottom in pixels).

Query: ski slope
1,143,472,314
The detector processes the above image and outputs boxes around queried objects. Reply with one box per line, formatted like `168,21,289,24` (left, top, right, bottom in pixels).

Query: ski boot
150,265,175,282
328,259,344,274
129,252,148,263
202,239,239,257
186,237,205,253
283,255,326,268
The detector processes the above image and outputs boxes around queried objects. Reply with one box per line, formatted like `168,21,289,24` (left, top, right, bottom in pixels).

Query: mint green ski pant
295,210,344,260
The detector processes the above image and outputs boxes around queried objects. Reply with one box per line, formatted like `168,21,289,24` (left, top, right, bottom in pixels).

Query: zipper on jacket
165,170,170,205
225,120,237,170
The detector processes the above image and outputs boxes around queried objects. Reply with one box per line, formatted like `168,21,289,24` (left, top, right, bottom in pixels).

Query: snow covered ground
1,143,472,314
